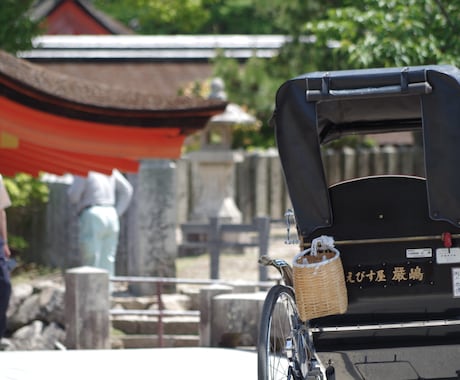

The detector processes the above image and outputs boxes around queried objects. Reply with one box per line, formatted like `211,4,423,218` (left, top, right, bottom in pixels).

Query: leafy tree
93,0,297,34
0,0,42,53
305,0,460,69
198,0,285,34
94,0,210,34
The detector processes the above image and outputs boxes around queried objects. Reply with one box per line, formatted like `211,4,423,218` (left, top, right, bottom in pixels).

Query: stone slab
111,315,199,335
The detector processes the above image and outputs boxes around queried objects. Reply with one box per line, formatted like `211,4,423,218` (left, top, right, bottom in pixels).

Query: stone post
128,159,177,295
267,149,285,220
382,145,398,174
342,146,356,181
324,148,341,184
211,292,266,347
255,216,270,282
199,284,233,347
65,266,110,349
357,147,371,178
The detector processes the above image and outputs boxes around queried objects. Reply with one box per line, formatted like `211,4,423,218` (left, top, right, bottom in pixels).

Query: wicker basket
292,239,348,321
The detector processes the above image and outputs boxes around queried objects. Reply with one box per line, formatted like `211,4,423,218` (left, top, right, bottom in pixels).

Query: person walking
0,175,12,342
67,169,133,277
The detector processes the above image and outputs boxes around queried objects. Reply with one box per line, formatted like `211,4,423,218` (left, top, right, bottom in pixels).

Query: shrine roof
0,50,227,176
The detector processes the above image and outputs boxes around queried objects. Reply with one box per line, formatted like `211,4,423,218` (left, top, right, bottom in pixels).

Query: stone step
112,334,200,349
111,293,192,311
111,315,200,335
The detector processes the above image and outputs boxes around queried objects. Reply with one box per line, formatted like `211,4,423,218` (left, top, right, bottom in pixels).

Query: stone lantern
187,78,257,223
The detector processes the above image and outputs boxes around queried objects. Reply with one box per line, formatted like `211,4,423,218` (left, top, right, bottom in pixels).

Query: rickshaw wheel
258,285,320,380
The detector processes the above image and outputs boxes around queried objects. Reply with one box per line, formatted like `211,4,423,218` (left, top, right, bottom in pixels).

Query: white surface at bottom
3,347,257,380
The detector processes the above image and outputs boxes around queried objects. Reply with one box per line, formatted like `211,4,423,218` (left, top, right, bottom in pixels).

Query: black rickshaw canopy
273,65,460,238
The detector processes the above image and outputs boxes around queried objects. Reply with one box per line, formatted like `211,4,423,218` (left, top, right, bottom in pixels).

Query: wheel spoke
259,285,309,380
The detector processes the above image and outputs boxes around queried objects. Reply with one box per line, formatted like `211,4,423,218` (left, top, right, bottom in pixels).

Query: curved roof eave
0,50,227,176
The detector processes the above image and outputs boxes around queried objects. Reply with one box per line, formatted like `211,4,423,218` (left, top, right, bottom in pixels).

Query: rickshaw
258,65,460,380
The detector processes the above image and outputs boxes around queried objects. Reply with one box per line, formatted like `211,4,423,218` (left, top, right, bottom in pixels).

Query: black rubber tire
258,285,304,380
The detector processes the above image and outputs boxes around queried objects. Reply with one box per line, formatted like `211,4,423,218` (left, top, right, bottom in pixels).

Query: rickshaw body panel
310,176,460,326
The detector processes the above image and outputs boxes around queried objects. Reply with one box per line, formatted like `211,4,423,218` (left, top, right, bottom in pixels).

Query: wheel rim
266,290,298,380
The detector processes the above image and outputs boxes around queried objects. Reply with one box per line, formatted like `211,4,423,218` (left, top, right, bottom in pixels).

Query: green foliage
8,235,28,253
324,136,376,150
199,0,283,34
0,0,42,53
135,0,210,34
93,0,289,34
253,0,342,36
91,0,141,31
305,0,460,69
4,174,49,253
4,173,49,208
212,53,280,149
93,0,211,34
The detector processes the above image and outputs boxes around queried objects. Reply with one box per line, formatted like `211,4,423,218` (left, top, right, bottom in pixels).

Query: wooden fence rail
179,216,270,280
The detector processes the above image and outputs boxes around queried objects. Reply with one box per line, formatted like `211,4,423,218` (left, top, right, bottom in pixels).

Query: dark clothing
0,239,11,338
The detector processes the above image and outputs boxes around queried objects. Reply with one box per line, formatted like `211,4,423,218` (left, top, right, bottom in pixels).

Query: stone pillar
253,151,269,217
128,159,177,295
65,266,110,349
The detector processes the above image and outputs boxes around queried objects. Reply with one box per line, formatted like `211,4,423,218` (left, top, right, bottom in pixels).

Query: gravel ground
176,223,301,284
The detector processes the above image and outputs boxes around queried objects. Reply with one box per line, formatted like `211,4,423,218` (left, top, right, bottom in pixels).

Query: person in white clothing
67,169,133,277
